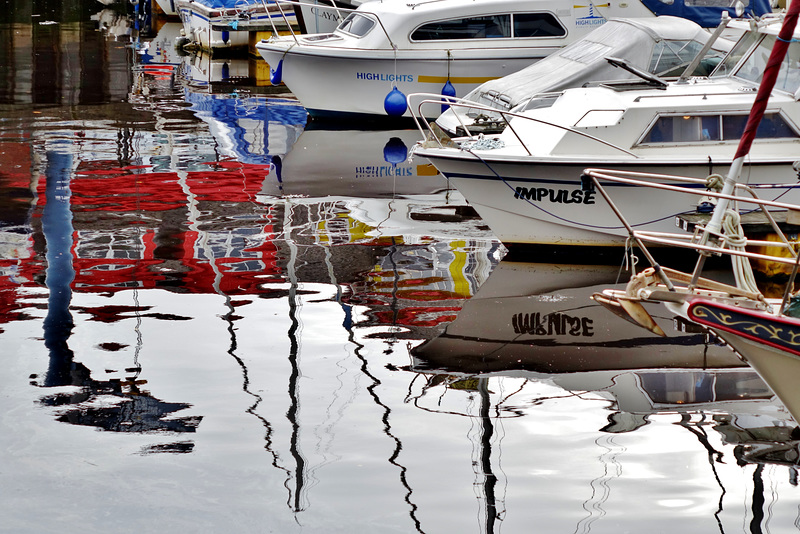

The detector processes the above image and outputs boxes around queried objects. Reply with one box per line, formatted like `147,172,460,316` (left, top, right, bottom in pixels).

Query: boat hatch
302,33,339,42
638,112,800,145
410,12,566,42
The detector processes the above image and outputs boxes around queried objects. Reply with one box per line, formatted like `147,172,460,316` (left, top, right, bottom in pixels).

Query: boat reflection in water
410,261,799,528
264,126,451,198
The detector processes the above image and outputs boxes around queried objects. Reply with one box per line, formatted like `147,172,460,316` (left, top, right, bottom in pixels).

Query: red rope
734,0,800,160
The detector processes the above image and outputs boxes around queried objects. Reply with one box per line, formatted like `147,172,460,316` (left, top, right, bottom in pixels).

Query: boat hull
419,154,800,247
687,300,800,423
256,43,556,119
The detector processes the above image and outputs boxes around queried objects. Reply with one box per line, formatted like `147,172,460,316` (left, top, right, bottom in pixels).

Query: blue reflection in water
42,150,75,388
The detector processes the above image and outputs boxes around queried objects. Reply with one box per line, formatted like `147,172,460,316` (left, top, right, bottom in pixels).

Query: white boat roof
323,0,659,49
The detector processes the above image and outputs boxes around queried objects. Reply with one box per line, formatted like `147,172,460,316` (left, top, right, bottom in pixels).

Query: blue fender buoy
270,59,283,85
383,137,408,166
221,61,229,80
221,30,229,43
441,79,456,112
384,87,407,117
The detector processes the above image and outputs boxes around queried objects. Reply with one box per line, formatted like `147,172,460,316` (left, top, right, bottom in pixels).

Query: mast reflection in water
3,3,800,533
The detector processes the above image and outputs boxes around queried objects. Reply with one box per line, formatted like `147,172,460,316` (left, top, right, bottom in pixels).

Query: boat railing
407,93,638,158
260,0,399,50
250,0,300,32
582,167,800,267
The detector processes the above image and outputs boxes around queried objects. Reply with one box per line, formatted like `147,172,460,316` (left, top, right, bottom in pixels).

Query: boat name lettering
513,187,595,204
356,72,414,83
309,7,341,21
512,312,593,337
355,165,413,178
576,18,606,27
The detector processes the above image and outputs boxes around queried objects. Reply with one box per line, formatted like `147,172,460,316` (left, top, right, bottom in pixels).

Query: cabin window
512,13,566,38
411,13,565,41
640,113,799,144
411,15,510,40
337,13,376,37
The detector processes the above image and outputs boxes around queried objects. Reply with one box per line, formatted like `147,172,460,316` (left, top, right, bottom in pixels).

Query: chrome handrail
261,0,398,50
582,167,800,259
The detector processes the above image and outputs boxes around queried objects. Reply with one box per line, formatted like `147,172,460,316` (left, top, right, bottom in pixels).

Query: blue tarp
187,0,273,8
641,0,774,28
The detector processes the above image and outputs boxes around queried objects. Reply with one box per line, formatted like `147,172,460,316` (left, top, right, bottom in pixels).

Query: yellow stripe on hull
417,75,499,84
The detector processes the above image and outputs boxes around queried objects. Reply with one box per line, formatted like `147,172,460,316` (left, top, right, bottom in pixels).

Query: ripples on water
2,4,800,533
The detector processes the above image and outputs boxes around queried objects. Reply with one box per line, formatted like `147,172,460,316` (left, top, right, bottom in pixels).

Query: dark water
2,3,800,533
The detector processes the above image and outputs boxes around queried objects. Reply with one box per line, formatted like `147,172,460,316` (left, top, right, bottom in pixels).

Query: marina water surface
2,3,800,533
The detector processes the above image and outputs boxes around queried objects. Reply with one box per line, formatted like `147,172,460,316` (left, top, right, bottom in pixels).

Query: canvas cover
436,16,719,132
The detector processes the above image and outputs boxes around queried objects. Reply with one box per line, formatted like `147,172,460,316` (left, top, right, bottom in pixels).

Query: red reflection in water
0,151,475,332
0,158,281,304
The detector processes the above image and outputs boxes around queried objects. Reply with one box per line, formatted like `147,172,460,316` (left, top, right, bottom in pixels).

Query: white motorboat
176,0,297,52
412,13,800,249
254,0,762,120
592,0,800,424
435,16,732,136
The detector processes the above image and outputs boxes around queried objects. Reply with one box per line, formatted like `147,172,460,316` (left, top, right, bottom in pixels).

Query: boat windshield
710,29,762,78
337,13,376,37
650,39,718,77
732,35,800,94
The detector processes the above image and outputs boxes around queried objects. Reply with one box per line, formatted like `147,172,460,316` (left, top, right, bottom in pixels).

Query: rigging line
463,149,689,230
676,414,726,534
765,464,778,534
349,327,425,533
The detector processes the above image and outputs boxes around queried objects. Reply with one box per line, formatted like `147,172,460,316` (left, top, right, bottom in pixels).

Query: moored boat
434,15,732,136
176,0,297,52
412,12,800,249
255,0,761,121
